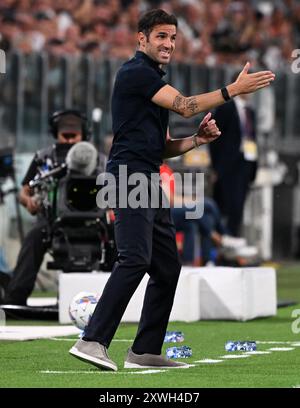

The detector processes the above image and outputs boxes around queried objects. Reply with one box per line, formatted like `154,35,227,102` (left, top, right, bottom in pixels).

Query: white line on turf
129,370,167,374
257,341,297,344
50,338,81,341
194,359,223,364
267,347,295,351
219,354,251,359
40,370,166,375
245,351,271,355
257,341,288,344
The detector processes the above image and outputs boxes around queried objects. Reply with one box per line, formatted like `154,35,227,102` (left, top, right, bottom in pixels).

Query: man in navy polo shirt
70,9,275,371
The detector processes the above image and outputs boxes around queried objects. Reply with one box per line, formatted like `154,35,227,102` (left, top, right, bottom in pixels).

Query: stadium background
1,0,300,389
1,0,300,263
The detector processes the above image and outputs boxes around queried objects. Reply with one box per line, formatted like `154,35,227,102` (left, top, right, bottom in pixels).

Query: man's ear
137,31,146,47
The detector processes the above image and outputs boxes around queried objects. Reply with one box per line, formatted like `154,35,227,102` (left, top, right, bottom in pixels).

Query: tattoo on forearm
172,94,198,115
172,94,185,113
186,97,198,114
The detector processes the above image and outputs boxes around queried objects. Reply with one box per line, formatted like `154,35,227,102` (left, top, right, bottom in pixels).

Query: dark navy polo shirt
106,51,169,176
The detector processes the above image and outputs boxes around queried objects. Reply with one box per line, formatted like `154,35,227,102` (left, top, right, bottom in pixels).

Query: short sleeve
121,66,167,100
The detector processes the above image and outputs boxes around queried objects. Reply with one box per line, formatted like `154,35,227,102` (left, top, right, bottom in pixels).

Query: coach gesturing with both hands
70,9,275,371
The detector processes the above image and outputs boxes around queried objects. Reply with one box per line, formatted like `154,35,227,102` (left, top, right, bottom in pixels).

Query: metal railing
0,51,300,154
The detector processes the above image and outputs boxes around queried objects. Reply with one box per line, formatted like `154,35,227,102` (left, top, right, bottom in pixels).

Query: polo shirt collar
134,51,166,77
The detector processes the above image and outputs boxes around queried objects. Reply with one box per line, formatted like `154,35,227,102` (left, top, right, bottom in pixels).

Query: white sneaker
221,235,247,249
234,246,259,258
221,245,259,260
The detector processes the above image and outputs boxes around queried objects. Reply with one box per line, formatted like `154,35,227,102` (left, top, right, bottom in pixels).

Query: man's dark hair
138,9,178,39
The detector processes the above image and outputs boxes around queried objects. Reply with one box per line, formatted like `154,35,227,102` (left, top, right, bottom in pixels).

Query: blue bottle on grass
164,331,185,343
225,341,257,352
166,346,192,358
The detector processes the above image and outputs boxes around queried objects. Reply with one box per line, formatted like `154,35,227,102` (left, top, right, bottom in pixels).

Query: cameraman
1,110,106,306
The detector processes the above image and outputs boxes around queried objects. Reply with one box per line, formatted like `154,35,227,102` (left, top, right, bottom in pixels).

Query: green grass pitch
1,263,300,388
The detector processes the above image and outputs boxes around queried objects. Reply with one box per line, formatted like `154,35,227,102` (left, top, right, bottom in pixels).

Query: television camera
29,142,117,272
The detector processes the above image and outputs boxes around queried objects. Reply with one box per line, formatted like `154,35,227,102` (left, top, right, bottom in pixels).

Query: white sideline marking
267,347,295,351
219,354,250,359
257,341,288,344
257,341,296,344
245,351,271,355
129,370,167,374
290,342,300,347
50,338,79,341
195,359,223,364
40,369,166,375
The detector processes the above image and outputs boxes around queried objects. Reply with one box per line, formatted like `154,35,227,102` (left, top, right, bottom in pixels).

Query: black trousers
213,160,257,236
4,219,48,305
84,205,182,355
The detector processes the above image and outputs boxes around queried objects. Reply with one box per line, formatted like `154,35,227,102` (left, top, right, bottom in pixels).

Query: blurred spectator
0,0,298,66
160,162,252,266
0,16,22,52
108,25,136,59
209,90,258,237
46,37,66,57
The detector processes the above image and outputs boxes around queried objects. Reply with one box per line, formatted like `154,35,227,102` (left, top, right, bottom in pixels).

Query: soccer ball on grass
69,291,99,330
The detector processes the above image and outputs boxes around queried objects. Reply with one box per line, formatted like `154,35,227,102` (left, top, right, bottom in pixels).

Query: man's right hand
228,62,275,96
25,196,41,215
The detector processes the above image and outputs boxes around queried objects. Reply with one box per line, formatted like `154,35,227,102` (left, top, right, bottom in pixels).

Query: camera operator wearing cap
1,110,106,306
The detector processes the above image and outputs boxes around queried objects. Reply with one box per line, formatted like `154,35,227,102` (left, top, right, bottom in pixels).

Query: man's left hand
195,112,221,145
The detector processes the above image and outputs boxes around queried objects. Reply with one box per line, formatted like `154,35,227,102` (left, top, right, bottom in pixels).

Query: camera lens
66,178,98,212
